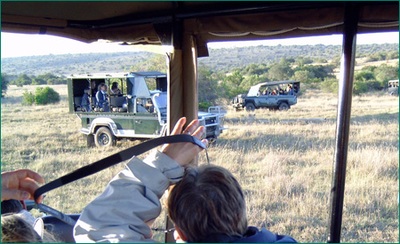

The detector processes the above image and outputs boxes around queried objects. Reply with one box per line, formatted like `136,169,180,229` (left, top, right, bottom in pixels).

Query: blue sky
1,31,398,58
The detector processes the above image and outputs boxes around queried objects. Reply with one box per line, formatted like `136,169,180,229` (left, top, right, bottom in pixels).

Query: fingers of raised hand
171,117,187,135
182,119,199,135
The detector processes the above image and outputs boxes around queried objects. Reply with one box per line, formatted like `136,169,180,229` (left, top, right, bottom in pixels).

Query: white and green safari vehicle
67,71,225,147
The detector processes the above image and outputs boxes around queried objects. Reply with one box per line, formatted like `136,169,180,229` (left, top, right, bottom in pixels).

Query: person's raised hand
161,117,208,167
1,169,45,203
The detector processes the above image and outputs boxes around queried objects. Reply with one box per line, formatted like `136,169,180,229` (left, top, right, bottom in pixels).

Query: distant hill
1,43,398,76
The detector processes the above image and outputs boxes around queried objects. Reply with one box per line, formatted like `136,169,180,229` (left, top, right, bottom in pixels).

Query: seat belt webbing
34,134,205,201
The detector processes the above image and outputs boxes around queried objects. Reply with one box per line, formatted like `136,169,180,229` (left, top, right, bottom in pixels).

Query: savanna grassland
1,85,398,243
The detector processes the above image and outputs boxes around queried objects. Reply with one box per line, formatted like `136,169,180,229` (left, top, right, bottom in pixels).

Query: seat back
152,92,167,124
74,97,82,111
110,96,126,107
42,214,80,243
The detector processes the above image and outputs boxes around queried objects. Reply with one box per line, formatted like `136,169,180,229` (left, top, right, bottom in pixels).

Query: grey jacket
73,151,184,242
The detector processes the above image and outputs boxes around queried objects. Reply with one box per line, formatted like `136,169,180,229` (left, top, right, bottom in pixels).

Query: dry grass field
1,85,398,242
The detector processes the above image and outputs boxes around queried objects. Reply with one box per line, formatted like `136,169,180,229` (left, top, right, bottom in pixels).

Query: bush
353,81,369,95
320,78,339,93
34,87,60,105
22,91,35,105
22,87,60,105
2,73,9,97
199,101,213,111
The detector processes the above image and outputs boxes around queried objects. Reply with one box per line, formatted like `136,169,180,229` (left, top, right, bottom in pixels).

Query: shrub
22,87,60,105
353,81,369,95
1,73,9,97
34,87,60,105
320,78,339,93
22,91,35,105
199,101,213,111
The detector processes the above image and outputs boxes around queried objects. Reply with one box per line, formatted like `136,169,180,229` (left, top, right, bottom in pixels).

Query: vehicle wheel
245,103,255,111
95,127,116,147
278,102,289,111
87,134,95,148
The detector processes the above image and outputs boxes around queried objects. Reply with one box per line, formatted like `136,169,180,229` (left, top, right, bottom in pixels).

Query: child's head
168,165,247,242
1,214,42,243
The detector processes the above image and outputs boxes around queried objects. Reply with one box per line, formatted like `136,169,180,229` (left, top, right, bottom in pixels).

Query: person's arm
1,169,45,203
95,91,101,105
74,118,206,242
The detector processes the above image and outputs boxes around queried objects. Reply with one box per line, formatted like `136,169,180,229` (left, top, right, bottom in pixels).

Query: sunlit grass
1,85,398,242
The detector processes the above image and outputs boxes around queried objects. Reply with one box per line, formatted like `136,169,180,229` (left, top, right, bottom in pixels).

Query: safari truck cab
67,71,225,147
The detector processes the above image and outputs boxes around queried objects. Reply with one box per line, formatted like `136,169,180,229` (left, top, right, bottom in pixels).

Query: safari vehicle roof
68,73,129,79
68,72,167,80
2,1,398,243
253,80,299,88
247,80,299,96
129,71,167,78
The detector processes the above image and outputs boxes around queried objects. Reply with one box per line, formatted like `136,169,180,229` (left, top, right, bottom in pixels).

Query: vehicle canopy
247,80,300,96
67,72,168,114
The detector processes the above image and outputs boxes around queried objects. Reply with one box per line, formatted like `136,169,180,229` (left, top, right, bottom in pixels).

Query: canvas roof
2,1,398,51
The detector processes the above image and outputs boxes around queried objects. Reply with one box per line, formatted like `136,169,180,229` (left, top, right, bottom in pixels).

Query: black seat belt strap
34,134,205,201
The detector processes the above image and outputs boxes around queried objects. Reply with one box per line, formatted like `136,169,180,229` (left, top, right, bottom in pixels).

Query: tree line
197,58,398,107
2,53,398,102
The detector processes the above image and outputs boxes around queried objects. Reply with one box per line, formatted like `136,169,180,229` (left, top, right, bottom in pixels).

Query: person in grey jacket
74,117,296,243
74,117,207,242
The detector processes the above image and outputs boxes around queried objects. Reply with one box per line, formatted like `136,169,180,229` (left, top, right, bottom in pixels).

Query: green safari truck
67,71,225,147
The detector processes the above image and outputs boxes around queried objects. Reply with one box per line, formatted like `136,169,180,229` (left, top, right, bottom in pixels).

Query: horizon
1,31,399,58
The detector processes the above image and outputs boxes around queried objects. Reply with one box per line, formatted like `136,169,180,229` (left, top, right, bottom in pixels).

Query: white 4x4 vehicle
232,80,300,111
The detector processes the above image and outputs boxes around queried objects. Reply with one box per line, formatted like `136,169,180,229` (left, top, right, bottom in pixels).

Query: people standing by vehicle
96,83,109,112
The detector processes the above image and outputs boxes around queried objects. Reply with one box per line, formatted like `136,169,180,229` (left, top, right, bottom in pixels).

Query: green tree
130,54,167,72
243,63,269,76
240,74,265,90
198,66,223,107
353,81,369,95
292,70,315,83
295,57,313,67
22,91,35,105
301,65,335,81
1,73,9,97
320,77,339,93
34,87,60,105
14,74,32,87
355,70,375,82
221,69,246,99
267,59,293,80
374,64,398,85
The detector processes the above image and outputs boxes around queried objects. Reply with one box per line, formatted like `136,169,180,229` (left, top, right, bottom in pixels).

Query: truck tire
278,102,289,111
87,134,95,147
95,127,116,147
245,103,255,111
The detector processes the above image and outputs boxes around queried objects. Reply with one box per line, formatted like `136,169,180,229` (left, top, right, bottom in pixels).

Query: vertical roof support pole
327,3,359,243
156,18,199,243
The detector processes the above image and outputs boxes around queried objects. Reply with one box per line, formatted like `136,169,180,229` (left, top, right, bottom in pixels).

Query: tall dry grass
1,85,398,242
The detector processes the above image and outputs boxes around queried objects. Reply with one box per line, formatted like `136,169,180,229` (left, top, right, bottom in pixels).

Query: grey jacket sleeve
73,150,184,243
